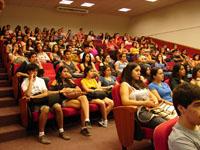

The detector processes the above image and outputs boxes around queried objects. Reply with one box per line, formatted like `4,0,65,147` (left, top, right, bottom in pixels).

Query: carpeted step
0,72,8,80
0,124,26,143
0,97,16,108
0,106,20,127
0,87,13,97
0,80,10,87
0,67,6,73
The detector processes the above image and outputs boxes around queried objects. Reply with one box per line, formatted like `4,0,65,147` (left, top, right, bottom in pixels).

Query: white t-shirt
21,77,47,96
115,61,128,73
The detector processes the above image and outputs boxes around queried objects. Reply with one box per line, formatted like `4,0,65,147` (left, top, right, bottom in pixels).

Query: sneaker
59,132,71,140
38,135,51,144
98,120,108,128
85,121,92,129
80,128,91,136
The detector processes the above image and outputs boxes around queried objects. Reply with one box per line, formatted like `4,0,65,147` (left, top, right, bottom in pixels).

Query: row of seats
0,39,179,150
112,84,178,150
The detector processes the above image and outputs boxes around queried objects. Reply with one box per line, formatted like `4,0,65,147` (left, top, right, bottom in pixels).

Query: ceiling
5,0,185,17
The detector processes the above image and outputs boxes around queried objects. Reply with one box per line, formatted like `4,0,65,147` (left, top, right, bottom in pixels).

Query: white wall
128,0,200,49
0,5,130,35
2,1,200,49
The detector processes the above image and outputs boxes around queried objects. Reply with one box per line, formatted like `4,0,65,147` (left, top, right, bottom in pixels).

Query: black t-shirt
51,79,76,100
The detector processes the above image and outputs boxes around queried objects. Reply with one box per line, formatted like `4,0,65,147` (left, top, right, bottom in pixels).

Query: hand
22,95,31,102
96,88,103,91
110,85,114,88
180,79,185,83
149,98,159,106
144,100,157,108
35,58,39,63
60,88,72,93
75,88,82,92
28,73,34,81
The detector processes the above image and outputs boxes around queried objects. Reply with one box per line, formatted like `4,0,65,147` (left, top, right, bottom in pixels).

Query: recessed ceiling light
146,0,158,2
81,2,95,7
59,0,74,5
118,8,131,12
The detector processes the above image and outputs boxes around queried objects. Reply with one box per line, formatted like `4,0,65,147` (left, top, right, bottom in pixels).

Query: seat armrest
113,106,137,148
12,75,19,100
19,97,29,128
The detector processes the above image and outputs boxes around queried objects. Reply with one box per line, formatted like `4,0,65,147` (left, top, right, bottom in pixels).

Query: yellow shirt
81,78,98,89
130,47,139,54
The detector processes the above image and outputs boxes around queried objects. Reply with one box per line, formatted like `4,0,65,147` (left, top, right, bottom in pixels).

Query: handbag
86,90,108,100
150,101,177,120
137,101,177,123
63,89,86,99
136,106,155,123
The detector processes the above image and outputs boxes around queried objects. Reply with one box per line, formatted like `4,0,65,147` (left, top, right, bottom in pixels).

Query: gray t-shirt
168,123,200,150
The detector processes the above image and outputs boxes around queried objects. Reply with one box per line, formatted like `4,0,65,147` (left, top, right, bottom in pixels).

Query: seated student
79,44,95,62
106,37,119,61
191,54,200,67
190,64,200,87
114,53,128,75
9,43,27,64
80,53,98,73
49,44,62,67
99,54,116,76
95,48,104,63
21,63,70,144
168,83,200,150
59,50,83,78
16,51,49,86
99,65,118,87
149,67,172,102
171,50,184,63
81,67,114,128
120,63,166,132
99,65,118,98
170,64,188,90
88,41,98,57
50,66,91,136
16,51,43,78
35,43,51,63
155,54,166,70
140,64,151,85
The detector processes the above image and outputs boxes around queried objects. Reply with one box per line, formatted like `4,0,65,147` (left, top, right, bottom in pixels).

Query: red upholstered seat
73,78,83,88
112,84,154,150
13,63,21,74
62,107,80,117
116,75,122,84
95,62,100,71
31,103,99,123
89,103,99,112
153,118,178,150
164,79,170,86
112,84,122,107
42,63,56,81
32,111,55,122
12,63,23,100
166,62,175,71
